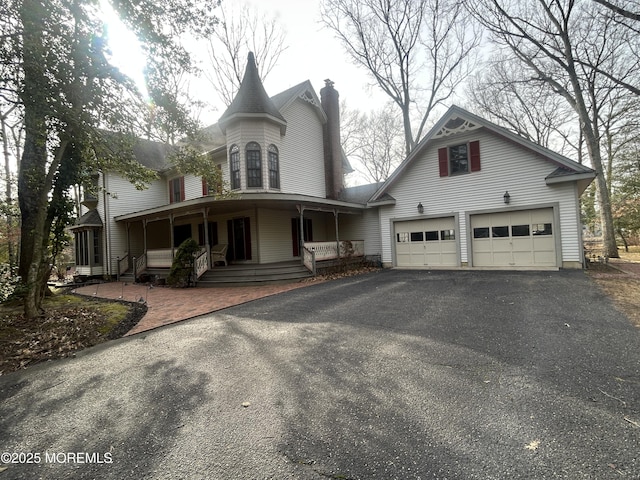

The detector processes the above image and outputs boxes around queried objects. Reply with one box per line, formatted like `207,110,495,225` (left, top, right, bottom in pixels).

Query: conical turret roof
218,52,287,134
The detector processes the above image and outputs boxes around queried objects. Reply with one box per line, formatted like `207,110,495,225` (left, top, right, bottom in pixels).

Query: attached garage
395,217,458,267
471,208,557,267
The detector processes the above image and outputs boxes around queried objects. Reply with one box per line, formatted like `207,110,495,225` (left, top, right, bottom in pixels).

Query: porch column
169,214,175,259
297,205,305,263
202,208,211,268
334,209,340,259
143,220,148,253
126,222,131,256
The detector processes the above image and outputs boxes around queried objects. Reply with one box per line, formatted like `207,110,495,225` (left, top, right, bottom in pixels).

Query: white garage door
471,209,556,267
395,217,457,267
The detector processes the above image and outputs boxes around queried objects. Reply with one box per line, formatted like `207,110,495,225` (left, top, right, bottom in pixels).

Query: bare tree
0,106,22,269
467,0,640,258
205,3,287,107
593,0,640,22
342,102,404,183
467,56,577,154
321,0,481,155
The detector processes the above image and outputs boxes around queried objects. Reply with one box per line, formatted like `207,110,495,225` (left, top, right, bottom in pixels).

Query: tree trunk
581,126,619,258
18,0,52,318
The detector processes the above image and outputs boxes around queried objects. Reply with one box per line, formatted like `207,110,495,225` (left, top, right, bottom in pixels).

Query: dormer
218,52,287,192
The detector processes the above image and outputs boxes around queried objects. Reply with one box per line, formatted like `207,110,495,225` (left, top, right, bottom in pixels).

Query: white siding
184,174,203,200
279,99,327,197
257,209,295,263
379,130,582,267
339,209,381,257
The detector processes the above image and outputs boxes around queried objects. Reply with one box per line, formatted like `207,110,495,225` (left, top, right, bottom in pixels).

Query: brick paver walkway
74,280,319,336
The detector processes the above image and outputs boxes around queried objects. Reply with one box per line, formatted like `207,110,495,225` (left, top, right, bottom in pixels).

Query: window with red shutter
439,141,480,177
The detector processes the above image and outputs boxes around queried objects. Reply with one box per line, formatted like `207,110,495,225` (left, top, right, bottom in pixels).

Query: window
492,226,509,237
441,229,455,240
473,227,490,238
246,142,262,188
533,223,553,236
449,144,469,175
439,140,480,177
230,145,240,190
512,224,530,237
397,232,409,243
75,229,102,266
410,232,424,242
425,231,439,241
169,176,184,203
268,144,280,189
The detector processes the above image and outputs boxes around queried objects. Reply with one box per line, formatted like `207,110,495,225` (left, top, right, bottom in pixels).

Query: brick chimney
320,79,343,200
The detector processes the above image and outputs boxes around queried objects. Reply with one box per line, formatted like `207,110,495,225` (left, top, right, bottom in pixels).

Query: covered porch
113,193,368,283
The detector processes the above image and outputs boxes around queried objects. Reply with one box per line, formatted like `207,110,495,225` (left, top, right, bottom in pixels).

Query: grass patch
0,291,146,375
587,246,640,328
619,245,640,262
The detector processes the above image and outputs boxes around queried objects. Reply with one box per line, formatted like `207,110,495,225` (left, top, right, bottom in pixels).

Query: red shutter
438,147,449,177
470,140,481,172
180,176,185,201
169,179,174,203
202,178,208,196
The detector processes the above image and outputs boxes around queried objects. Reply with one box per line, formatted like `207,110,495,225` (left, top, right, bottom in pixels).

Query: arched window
246,142,262,188
229,144,240,190
268,144,280,189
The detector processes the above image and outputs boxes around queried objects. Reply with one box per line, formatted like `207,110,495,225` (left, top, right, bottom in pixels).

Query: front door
227,218,252,261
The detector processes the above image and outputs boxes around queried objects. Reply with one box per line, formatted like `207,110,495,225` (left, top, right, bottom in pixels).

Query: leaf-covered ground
0,294,146,375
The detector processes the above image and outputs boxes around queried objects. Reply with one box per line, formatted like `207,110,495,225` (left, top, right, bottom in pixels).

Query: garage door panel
471,208,556,268
394,217,457,267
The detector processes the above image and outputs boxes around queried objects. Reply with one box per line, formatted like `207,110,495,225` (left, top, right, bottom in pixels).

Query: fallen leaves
525,440,541,451
0,295,145,375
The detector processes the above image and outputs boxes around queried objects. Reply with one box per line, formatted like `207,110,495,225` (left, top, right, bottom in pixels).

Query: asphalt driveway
1,270,639,479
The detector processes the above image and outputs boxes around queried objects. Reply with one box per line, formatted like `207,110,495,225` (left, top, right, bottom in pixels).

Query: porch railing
194,246,209,280
147,249,173,268
117,253,129,280
303,246,316,275
304,240,365,261
133,253,147,280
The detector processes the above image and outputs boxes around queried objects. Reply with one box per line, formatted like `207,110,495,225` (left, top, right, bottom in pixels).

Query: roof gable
271,80,327,124
370,105,595,201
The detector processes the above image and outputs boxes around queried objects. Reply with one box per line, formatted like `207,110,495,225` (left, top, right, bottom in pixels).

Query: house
70,53,594,282
70,53,377,282
369,106,595,269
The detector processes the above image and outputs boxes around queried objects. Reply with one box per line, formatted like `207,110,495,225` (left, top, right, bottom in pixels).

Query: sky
103,0,388,126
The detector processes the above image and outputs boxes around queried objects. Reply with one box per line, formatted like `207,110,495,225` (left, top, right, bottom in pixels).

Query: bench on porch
211,244,228,266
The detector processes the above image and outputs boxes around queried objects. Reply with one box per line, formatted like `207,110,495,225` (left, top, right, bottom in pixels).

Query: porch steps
196,261,312,286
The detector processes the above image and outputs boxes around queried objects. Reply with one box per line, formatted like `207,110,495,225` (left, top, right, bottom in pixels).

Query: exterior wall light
417,202,424,214
503,191,511,204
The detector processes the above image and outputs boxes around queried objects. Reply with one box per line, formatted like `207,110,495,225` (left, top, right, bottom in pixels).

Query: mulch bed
0,296,146,375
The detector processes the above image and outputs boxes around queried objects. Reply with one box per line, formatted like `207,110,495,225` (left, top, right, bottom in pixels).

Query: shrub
166,238,200,287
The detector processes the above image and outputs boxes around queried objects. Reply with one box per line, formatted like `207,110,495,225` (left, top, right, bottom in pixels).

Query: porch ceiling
114,192,367,223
